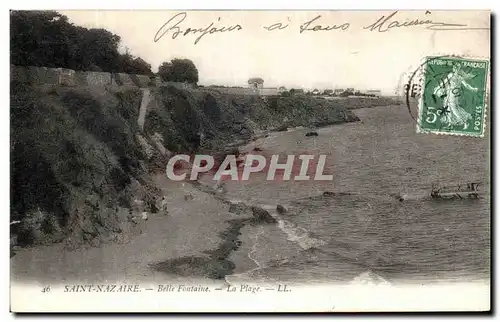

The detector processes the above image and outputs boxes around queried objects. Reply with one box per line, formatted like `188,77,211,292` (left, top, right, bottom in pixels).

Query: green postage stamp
417,56,490,137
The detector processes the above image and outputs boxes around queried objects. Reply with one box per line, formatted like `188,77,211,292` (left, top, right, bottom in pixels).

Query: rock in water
276,205,287,214
305,132,319,137
141,212,148,221
323,191,352,197
251,206,277,224
275,125,288,132
228,202,250,216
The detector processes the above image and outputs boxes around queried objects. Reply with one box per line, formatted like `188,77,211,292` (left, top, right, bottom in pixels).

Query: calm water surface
221,104,490,285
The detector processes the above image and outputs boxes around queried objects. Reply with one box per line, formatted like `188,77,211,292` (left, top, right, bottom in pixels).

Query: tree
10,11,70,67
129,57,152,75
340,90,353,97
119,52,152,75
158,59,199,83
10,10,152,74
76,28,122,72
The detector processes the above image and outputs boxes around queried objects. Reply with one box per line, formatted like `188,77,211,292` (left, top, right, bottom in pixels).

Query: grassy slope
10,82,396,249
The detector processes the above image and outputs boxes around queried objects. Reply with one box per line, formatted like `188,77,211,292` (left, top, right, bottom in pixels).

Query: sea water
223,104,490,286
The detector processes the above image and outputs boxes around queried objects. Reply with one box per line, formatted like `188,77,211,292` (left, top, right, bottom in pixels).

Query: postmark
416,56,489,137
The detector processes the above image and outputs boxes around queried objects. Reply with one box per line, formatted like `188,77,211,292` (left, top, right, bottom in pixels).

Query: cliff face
144,86,363,153
10,82,387,250
11,82,160,249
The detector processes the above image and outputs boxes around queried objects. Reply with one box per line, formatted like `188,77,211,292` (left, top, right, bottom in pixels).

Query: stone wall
11,65,165,88
11,65,60,85
10,65,277,96
74,71,111,86
59,69,76,86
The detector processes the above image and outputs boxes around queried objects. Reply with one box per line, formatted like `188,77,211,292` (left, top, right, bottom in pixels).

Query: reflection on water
223,104,490,285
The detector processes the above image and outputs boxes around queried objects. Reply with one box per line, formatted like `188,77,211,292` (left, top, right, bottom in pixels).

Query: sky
59,10,490,94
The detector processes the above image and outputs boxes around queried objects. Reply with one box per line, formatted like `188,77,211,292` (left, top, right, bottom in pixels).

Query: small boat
430,182,480,200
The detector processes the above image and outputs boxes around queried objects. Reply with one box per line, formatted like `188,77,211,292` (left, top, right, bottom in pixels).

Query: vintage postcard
9,9,491,313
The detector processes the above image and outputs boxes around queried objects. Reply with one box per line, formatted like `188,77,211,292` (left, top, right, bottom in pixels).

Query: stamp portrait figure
433,63,478,130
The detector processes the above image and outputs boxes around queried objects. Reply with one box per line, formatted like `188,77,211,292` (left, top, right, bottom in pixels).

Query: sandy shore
10,174,272,286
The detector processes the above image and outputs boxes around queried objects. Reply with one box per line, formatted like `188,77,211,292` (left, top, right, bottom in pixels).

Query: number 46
425,106,443,123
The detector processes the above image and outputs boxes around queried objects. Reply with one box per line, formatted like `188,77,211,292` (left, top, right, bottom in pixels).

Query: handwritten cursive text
152,11,488,45
364,11,470,32
263,18,291,31
154,12,243,45
299,15,350,33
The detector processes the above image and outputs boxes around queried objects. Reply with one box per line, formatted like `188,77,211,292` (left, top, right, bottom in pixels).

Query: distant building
312,89,320,95
323,89,333,95
248,77,264,90
346,88,355,92
365,89,382,97
334,88,344,94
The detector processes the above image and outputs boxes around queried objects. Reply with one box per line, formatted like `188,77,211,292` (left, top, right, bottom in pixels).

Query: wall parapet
10,65,275,95
10,65,195,90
